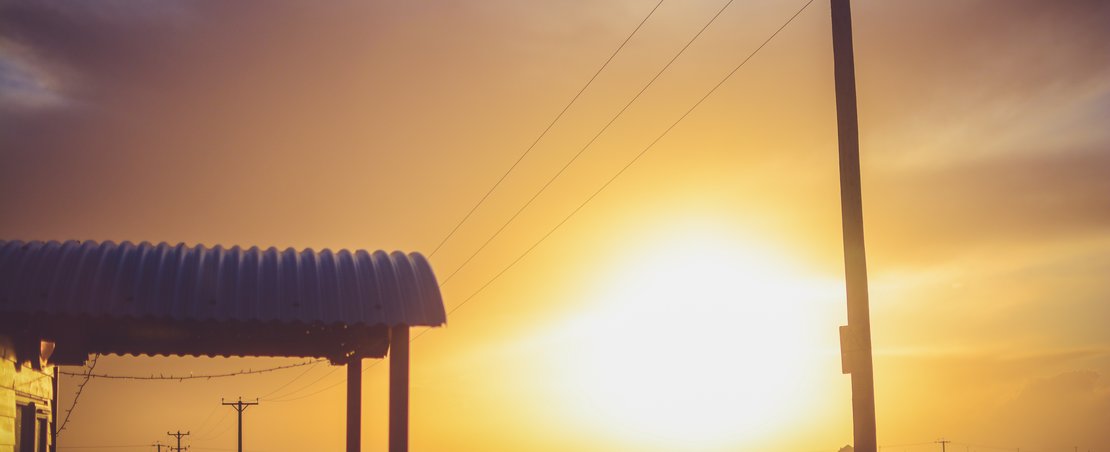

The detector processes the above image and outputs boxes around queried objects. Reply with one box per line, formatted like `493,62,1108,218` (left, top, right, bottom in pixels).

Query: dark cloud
0,0,188,106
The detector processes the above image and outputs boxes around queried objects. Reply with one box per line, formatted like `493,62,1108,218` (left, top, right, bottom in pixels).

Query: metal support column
347,359,362,452
389,325,410,452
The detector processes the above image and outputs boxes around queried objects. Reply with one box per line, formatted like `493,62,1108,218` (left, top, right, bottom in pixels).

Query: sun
548,232,837,449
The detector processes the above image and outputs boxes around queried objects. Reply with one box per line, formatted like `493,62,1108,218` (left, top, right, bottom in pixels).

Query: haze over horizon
2,0,1109,451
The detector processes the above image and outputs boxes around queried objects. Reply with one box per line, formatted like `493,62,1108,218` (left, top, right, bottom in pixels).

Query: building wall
0,335,54,452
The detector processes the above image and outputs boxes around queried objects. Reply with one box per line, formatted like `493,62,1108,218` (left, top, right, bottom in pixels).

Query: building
0,336,54,452
0,240,446,452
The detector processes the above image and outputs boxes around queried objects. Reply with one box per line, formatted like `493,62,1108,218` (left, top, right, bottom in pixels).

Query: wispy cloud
0,38,65,110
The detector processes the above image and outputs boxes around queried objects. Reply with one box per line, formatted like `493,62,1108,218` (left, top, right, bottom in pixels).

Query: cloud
867,146,1110,268
855,0,1110,168
985,371,1110,448
0,0,189,110
0,38,65,111
868,349,1110,449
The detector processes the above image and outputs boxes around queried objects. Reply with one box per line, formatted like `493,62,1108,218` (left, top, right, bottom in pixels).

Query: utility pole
830,1,877,452
166,430,189,452
152,441,164,452
935,439,950,452
222,397,259,452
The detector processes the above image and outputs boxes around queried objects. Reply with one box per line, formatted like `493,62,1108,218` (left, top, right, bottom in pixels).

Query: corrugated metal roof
0,240,446,328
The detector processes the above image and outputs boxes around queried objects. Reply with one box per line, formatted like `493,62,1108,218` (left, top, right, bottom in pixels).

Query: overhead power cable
437,0,737,286
259,0,813,403
189,403,225,439
265,360,385,403
259,359,324,398
442,0,816,316
260,365,342,401
427,0,667,258
191,411,233,442
951,441,1025,451
259,0,719,401
878,442,936,449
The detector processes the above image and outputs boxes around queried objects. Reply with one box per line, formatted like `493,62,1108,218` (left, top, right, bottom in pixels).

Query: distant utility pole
152,441,164,452
829,1,877,452
935,439,950,452
222,397,259,452
166,430,189,452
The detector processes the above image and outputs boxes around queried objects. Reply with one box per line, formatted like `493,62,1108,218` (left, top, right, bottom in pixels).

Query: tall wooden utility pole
221,397,258,452
830,1,877,451
166,430,189,452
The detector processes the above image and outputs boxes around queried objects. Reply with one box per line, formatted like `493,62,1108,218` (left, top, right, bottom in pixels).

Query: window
37,417,48,452
14,402,22,452
14,402,44,452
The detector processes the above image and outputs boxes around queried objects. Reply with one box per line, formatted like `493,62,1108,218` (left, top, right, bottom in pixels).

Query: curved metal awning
0,240,446,362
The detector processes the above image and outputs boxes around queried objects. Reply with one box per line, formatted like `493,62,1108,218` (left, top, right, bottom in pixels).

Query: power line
191,412,233,442
258,0,814,405
58,353,100,436
265,361,384,403
224,0,811,404
247,0,771,404
259,359,323,398
260,363,347,402
426,0,667,259
263,322,455,403
189,404,225,439
951,442,1022,452
442,0,816,318
437,0,739,287
58,359,323,380
879,442,936,449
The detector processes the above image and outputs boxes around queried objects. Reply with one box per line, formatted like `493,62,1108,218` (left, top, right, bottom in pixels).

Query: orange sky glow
2,1,1109,451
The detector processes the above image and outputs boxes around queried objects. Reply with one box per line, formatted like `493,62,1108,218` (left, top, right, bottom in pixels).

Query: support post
220,397,257,452
166,430,189,452
830,1,877,452
389,325,410,452
347,359,362,452
51,366,58,452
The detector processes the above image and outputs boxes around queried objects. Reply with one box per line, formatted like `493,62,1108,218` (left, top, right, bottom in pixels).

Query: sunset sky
2,0,1109,451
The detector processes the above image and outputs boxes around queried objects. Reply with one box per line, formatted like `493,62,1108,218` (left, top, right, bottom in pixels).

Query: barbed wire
58,358,325,381
58,353,100,436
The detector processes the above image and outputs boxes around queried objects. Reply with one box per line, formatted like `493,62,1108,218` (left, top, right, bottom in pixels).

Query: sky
2,0,1109,451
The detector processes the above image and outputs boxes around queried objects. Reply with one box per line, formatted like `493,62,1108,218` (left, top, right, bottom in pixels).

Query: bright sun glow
549,231,839,449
